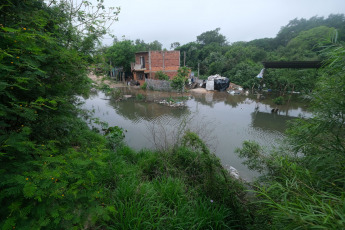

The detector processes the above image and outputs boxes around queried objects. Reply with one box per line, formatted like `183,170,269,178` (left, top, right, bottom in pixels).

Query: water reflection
192,91,248,108
251,111,295,133
81,88,311,181
109,100,190,124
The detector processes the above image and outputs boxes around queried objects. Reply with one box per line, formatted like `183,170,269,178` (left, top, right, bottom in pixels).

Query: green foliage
182,131,210,155
170,75,186,93
0,0,121,228
273,96,284,105
140,82,147,90
106,40,137,73
175,14,345,93
99,83,112,93
110,88,122,100
197,28,228,46
170,41,181,50
105,38,162,74
275,15,345,47
177,96,189,101
236,39,345,229
167,96,175,103
103,125,126,150
98,14,345,93
135,39,163,51
112,132,250,229
235,141,267,173
198,75,208,80
3,2,344,228
170,67,190,93
136,93,144,100
177,66,190,78
155,70,170,80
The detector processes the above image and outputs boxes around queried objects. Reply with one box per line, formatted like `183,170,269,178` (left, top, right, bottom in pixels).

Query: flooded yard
81,87,311,181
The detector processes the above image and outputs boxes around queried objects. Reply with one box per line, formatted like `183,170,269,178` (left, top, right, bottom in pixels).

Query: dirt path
88,72,126,88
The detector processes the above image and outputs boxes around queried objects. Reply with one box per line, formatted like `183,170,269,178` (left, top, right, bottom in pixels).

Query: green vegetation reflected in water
82,88,311,181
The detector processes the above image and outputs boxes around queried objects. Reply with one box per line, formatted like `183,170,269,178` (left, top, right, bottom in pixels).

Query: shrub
236,39,345,229
140,82,147,90
99,83,112,93
273,96,284,105
136,93,144,100
155,71,170,80
111,88,122,100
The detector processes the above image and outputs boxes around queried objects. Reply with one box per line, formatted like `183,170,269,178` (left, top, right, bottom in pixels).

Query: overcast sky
101,0,345,49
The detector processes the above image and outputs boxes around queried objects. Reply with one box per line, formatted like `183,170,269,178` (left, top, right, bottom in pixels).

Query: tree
105,38,164,74
155,71,170,80
285,26,334,59
170,42,181,50
106,40,137,73
177,15,345,91
0,0,121,228
236,36,345,229
177,42,201,71
197,28,227,46
147,40,163,50
274,14,345,48
171,67,189,94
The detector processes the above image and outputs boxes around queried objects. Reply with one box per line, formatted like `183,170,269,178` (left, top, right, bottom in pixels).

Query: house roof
262,61,322,69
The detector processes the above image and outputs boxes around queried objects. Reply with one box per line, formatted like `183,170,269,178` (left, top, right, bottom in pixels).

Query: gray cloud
102,0,345,48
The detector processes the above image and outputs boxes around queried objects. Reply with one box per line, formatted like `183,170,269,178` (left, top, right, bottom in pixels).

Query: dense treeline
104,14,345,93
176,15,345,92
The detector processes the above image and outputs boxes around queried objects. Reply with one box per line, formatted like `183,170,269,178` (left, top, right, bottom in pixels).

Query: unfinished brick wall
150,51,180,73
151,71,178,79
134,52,149,68
133,50,180,83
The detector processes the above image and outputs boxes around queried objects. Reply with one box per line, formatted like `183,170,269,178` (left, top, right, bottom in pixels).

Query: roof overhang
262,61,322,69
135,51,149,54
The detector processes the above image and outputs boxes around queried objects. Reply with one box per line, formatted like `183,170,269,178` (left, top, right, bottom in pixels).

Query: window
140,56,145,68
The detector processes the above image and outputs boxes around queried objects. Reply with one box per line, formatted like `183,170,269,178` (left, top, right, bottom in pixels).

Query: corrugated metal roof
262,61,322,69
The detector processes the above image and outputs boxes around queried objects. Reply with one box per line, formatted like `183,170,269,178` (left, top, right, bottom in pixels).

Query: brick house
131,50,180,85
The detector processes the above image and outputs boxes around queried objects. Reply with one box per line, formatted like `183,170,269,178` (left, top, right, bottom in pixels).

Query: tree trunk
283,84,288,96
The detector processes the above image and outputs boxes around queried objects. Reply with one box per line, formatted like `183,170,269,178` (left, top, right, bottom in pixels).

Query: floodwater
80,87,311,181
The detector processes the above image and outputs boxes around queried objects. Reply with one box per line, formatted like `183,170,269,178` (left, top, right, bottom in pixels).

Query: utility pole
184,51,186,67
149,49,152,79
198,62,200,78
162,52,165,71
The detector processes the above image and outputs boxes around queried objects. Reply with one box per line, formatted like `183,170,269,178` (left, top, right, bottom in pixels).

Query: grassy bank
0,105,251,229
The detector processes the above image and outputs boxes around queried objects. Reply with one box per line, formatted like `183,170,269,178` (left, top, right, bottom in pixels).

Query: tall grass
99,133,251,229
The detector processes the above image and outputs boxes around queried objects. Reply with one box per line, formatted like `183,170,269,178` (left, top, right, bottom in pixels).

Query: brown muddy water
80,87,311,181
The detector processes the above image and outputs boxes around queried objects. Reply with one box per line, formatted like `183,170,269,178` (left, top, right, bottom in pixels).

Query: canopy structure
262,61,322,69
